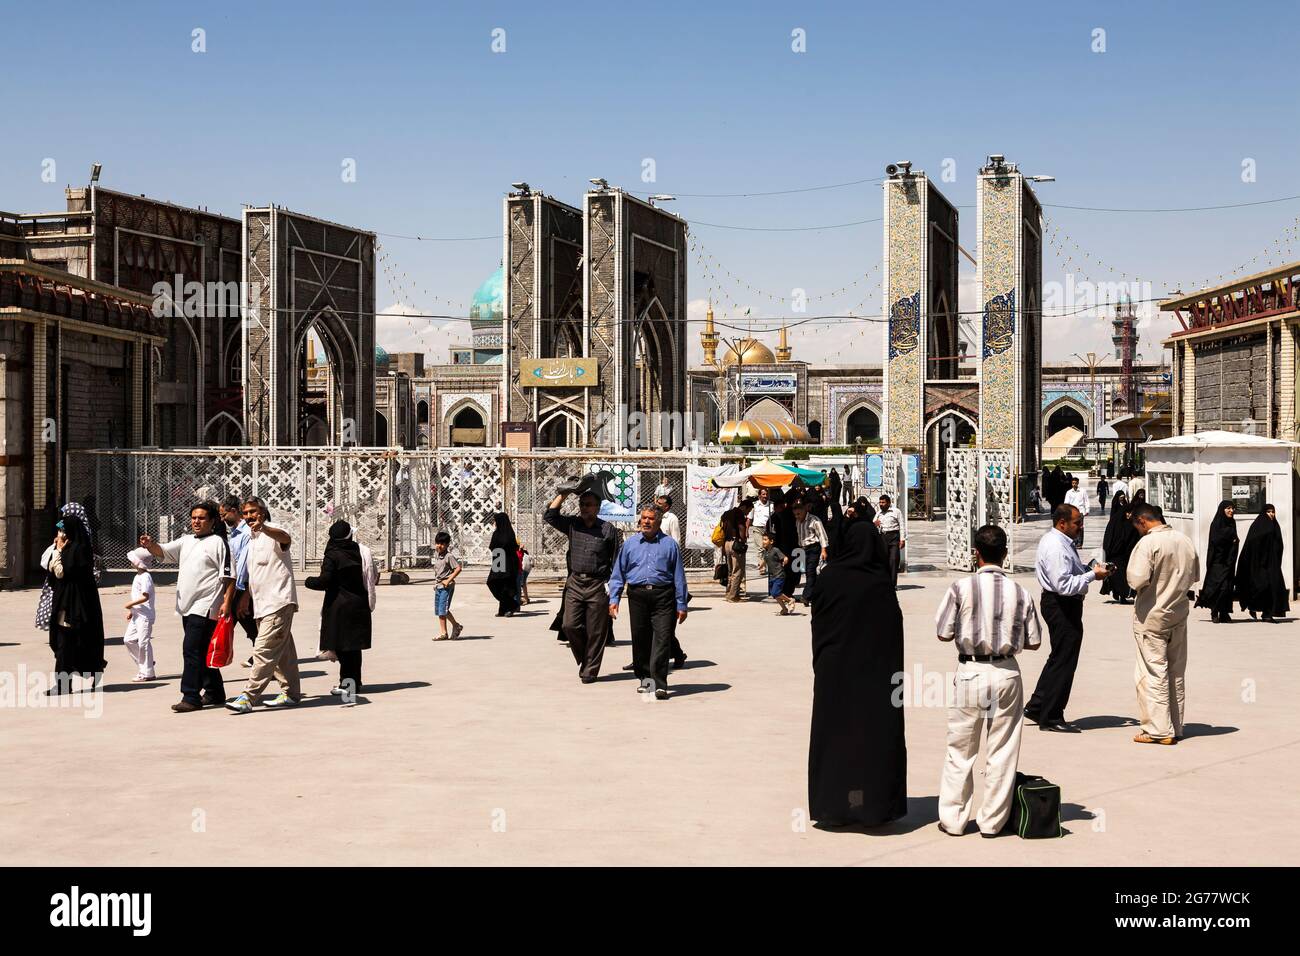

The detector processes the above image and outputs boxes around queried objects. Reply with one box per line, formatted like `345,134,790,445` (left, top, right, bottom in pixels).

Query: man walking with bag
139,501,235,713
1125,502,1199,745
225,497,303,713
935,525,1041,836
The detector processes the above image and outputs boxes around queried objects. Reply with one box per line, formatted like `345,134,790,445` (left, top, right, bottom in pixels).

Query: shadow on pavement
667,682,730,697
1073,714,1140,731
360,681,432,695
1180,722,1239,738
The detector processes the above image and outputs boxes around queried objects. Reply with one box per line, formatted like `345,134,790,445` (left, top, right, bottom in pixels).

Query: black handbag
1001,772,1063,839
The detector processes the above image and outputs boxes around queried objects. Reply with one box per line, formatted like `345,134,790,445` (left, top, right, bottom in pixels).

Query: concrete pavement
2,554,1296,866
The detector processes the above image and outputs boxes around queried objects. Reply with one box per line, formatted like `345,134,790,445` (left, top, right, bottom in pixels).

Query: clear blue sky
5,0,1297,363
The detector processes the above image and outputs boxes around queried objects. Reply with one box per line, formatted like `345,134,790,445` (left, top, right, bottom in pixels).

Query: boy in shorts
432,531,464,640
760,530,796,615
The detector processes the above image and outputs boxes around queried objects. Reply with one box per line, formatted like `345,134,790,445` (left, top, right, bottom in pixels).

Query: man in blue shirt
219,495,256,666
610,505,689,700
1025,503,1112,732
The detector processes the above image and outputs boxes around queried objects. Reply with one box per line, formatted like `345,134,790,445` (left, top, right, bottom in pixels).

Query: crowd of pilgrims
26,470,1290,832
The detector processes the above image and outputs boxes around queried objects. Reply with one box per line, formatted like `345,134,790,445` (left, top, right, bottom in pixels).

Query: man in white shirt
226,496,302,712
935,525,1042,835
1063,476,1090,549
792,499,828,606
748,487,771,565
874,494,905,587
655,493,680,544
1024,504,1111,732
1110,473,1130,502
139,501,235,713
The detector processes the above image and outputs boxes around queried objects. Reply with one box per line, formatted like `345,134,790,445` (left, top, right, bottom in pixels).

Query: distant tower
1112,298,1137,411
701,302,720,366
776,322,792,362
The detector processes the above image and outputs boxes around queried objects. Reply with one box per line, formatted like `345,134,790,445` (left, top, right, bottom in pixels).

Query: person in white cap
122,547,157,681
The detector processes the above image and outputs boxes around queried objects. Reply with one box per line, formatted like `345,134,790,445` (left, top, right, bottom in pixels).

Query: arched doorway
844,405,881,444
296,324,345,446
925,410,977,517
1047,403,1087,436
450,405,486,446
537,410,584,448
375,411,389,447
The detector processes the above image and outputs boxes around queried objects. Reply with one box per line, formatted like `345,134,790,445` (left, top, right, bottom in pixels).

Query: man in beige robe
1126,502,1200,745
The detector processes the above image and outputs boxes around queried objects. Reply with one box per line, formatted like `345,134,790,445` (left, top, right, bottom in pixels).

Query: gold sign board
522,358,598,388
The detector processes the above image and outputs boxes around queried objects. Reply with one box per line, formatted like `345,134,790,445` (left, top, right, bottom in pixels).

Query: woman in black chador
46,513,106,694
1235,505,1289,622
486,512,521,617
1100,491,1139,604
1196,500,1239,623
808,518,907,828
305,520,373,696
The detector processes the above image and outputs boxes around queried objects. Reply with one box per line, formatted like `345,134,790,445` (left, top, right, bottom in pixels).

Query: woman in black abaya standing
1100,491,1139,604
808,518,907,828
486,512,522,617
305,520,373,698
1235,505,1289,622
46,514,106,694
1196,500,1239,623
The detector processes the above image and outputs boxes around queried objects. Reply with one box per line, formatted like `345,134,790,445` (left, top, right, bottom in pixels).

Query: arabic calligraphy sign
522,358,598,388
739,373,798,395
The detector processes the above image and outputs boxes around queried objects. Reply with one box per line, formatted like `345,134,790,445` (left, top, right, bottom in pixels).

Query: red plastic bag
206,615,235,669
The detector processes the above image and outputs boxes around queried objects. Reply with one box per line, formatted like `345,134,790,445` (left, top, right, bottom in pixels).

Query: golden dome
720,337,776,367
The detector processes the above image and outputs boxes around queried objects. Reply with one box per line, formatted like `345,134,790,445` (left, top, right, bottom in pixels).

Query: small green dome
374,345,389,365
469,266,503,327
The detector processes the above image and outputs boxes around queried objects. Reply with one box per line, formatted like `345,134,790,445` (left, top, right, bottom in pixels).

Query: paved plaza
3,515,1296,867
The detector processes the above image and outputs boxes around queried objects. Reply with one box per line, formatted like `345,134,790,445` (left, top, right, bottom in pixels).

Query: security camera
885,161,912,178
988,154,1005,166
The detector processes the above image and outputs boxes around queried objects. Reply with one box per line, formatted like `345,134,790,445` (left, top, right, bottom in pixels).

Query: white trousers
938,658,1024,835
124,616,155,677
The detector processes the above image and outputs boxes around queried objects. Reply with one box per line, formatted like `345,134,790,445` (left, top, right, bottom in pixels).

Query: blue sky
4,0,1297,364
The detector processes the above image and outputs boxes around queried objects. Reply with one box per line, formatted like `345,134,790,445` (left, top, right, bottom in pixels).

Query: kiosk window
1222,476,1267,515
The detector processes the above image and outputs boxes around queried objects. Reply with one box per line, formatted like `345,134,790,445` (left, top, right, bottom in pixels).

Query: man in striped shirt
934,525,1042,837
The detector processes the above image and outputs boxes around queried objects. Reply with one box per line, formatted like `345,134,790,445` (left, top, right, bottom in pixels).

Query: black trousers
338,649,363,692
800,550,820,603
1026,591,1085,723
563,573,611,680
180,613,224,706
882,531,901,586
628,583,676,691
236,589,257,643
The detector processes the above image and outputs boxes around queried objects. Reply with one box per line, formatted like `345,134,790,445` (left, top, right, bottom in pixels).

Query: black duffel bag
1001,772,1063,839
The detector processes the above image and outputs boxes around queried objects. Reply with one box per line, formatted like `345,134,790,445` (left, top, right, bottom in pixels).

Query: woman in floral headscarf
35,502,97,631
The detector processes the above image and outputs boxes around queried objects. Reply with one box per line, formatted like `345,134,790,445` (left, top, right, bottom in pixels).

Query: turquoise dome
374,345,389,365
483,351,505,365
469,266,504,327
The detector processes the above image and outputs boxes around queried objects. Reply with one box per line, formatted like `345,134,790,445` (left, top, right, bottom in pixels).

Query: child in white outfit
123,547,157,680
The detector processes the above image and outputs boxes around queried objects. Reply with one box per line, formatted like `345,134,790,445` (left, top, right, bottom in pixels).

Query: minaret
701,301,720,366
776,322,791,362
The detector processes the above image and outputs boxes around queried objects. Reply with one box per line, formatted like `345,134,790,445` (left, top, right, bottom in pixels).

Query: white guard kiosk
1142,430,1298,595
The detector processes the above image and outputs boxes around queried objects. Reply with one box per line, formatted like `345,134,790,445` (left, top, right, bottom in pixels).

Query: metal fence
64,448,750,574
944,447,1015,571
